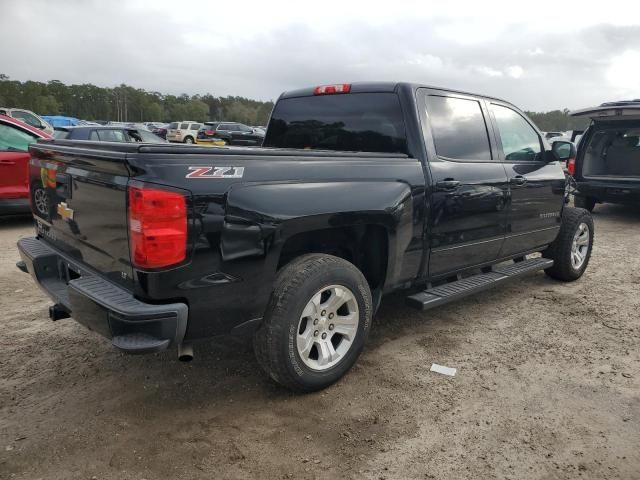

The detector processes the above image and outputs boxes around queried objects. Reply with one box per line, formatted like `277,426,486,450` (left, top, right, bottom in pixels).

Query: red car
0,114,51,215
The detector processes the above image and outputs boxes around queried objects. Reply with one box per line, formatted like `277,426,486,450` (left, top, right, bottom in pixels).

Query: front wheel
254,254,373,392
543,207,594,281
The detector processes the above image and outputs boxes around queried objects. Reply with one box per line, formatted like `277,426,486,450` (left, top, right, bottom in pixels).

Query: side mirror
551,140,575,162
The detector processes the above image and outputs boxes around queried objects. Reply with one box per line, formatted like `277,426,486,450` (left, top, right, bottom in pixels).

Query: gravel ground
1,204,639,480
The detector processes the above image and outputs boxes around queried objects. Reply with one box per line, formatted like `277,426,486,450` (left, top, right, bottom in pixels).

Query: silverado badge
57,202,74,221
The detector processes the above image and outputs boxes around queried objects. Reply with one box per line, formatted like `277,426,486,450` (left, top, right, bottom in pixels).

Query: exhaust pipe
49,303,70,321
177,343,193,362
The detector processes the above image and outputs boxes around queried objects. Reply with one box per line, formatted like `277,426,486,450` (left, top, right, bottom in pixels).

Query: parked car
543,131,565,140
569,100,640,211
196,123,229,146
199,121,264,146
54,126,167,143
17,82,592,392
166,121,202,144
150,123,170,140
0,114,50,215
0,108,54,136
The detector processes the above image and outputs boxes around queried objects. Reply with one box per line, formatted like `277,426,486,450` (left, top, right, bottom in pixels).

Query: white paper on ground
430,363,457,376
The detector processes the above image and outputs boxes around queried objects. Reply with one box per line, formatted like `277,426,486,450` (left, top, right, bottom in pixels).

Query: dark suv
54,126,166,143
570,100,640,210
198,122,264,146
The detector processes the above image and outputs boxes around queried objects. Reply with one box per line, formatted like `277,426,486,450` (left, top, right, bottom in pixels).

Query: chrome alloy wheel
571,222,590,269
34,188,48,216
296,285,359,371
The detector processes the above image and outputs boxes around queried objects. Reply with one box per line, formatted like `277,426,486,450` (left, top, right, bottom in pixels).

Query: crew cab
17,82,593,392
569,100,640,210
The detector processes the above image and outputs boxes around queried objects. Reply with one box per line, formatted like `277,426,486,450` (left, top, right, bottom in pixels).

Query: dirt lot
1,204,639,480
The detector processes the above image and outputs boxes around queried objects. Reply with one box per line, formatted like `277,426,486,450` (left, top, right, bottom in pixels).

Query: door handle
435,179,461,191
511,175,527,186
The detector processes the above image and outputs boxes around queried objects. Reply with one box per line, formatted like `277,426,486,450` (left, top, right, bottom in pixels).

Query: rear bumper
17,236,188,354
0,197,30,215
576,180,640,205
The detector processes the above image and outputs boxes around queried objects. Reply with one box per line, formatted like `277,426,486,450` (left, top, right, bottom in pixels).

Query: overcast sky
2,0,640,111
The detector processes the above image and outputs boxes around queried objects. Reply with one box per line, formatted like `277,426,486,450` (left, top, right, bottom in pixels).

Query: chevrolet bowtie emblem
57,202,74,221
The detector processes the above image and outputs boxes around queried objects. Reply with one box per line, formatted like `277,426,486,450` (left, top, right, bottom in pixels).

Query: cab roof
279,81,515,106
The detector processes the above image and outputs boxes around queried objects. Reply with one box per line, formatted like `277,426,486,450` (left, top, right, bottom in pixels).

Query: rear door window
491,104,542,162
190,124,201,130
97,130,126,142
180,123,189,129
264,93,408,154
425,95,492,161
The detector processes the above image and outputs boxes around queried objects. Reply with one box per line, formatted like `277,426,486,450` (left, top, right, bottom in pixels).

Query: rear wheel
183,136,194,144
574,195,596,212
254,254,372,392
543,207,594,281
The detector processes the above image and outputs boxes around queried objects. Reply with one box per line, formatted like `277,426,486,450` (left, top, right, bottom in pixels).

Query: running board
406,258,554,311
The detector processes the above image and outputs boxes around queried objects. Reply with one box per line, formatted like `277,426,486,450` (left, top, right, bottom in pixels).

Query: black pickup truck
17,82,594,392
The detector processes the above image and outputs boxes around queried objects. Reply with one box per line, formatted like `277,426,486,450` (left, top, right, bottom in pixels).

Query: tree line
0,75,589,131
525,108,590,133
0,75,274,125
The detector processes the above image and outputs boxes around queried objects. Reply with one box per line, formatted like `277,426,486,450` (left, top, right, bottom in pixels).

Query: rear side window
425,95,492,160
97,130,126,142
169,122,178,129
0,123,37,151
264,93,408,154
491,104,542,161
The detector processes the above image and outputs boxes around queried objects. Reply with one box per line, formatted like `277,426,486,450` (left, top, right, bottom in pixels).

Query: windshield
264,93,408,154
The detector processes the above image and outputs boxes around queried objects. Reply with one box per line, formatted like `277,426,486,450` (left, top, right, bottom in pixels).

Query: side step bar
406,257,553,311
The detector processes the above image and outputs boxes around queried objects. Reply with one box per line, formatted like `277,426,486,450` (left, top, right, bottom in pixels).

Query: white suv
166,121,201,143
0,108,54,136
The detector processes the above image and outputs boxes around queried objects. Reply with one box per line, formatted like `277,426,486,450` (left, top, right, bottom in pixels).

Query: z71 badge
186,166,245,179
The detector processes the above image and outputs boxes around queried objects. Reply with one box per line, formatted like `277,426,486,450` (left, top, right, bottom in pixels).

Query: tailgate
29,141,133,289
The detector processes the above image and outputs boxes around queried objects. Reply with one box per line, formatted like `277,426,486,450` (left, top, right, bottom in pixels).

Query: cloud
1,0,640,111
505,66,524,79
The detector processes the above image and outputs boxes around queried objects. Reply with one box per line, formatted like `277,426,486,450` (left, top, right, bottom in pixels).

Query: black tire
183,136,194,144
254,254,373,392
574,195,596,212
543,207,594,281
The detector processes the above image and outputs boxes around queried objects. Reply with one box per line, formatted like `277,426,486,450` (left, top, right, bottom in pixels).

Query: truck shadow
0,214,33,229
592,203,640,221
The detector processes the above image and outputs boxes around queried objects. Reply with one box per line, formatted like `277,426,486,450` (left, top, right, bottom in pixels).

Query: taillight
176,130,182,135
567,157,576,176
128,184,187,269
313,83,351,95
206,129,215,135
